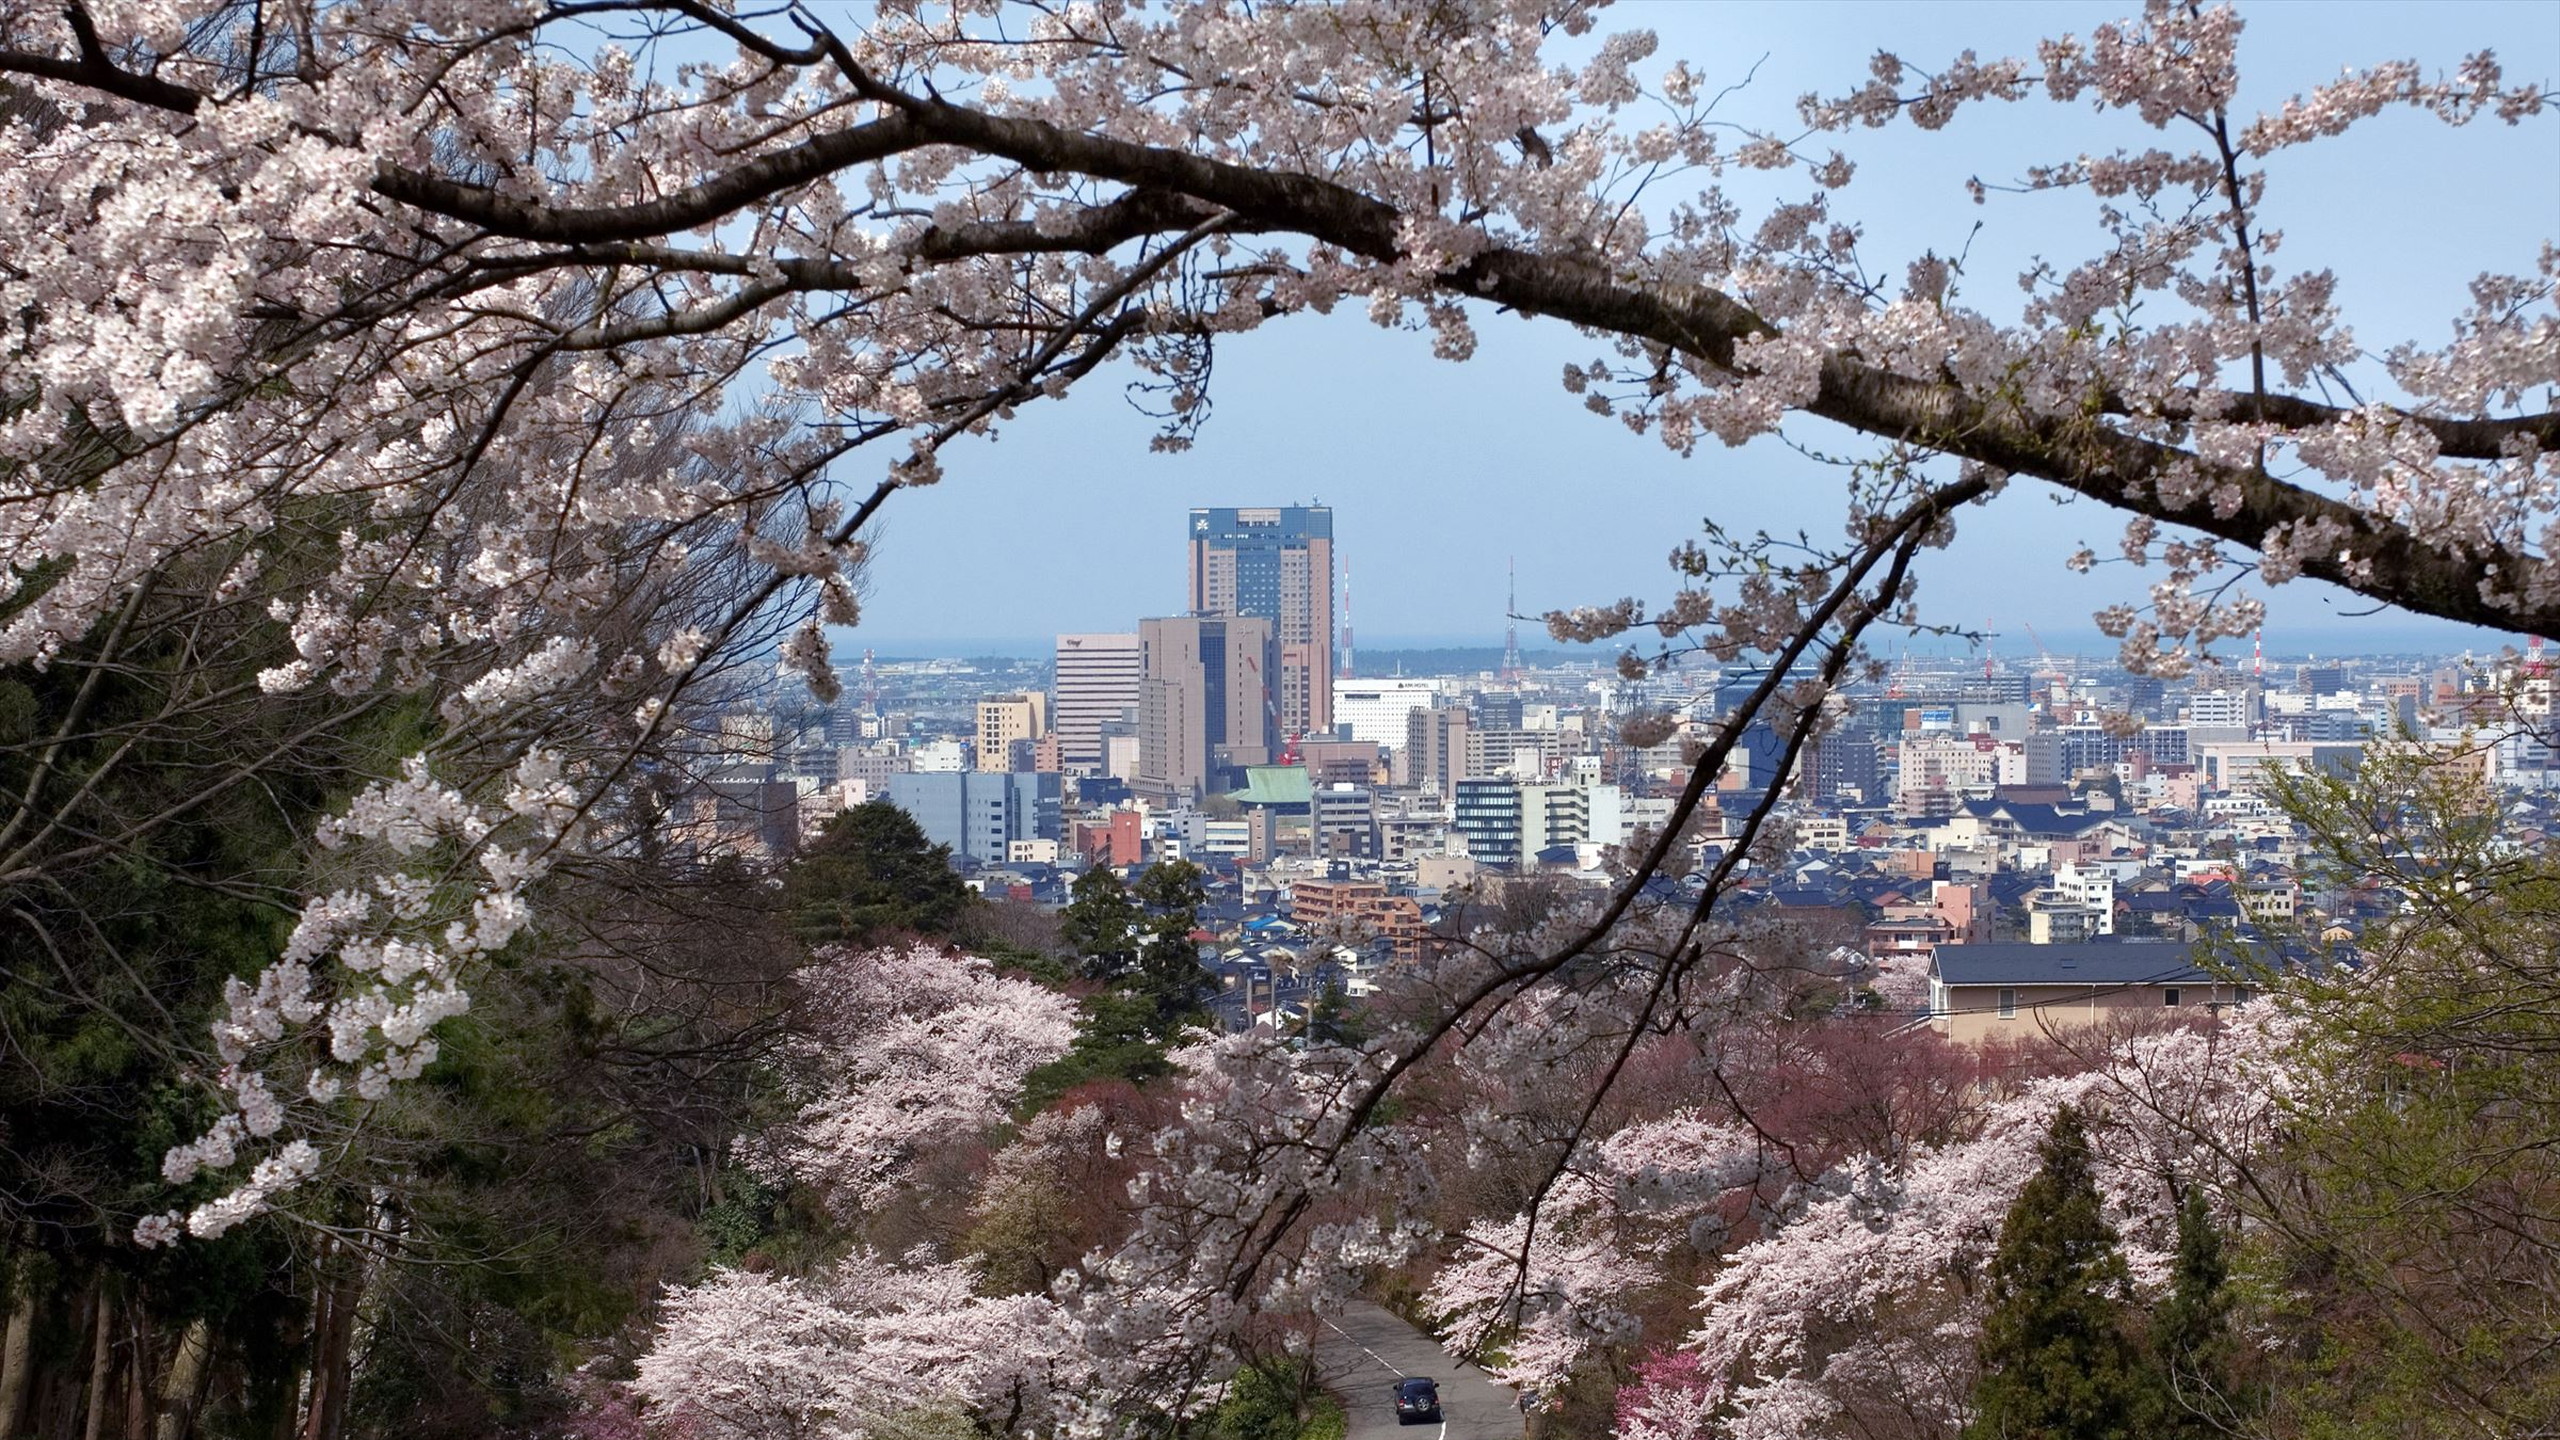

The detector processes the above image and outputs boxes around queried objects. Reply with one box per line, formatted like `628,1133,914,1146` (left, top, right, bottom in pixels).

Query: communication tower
1501,556,1522,679
1339,558,1354,679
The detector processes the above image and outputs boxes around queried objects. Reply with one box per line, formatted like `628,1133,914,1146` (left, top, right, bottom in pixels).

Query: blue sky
843,1,2559,657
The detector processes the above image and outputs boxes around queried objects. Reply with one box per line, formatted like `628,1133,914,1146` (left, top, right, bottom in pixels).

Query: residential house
1929,941,2251,1046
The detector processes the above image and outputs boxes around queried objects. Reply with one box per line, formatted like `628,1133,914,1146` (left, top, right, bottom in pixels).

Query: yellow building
974,692,1048,772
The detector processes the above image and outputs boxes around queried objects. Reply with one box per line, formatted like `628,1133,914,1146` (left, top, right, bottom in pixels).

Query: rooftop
1933,941,2218,987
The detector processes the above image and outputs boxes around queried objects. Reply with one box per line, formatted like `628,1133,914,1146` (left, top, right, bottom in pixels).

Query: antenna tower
2252,628,2264,684
861,647,880,717
1339,558,1355,679
1501,556,1522,679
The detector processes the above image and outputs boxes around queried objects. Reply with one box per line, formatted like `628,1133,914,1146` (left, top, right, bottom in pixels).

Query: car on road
1394,1377,1442,1424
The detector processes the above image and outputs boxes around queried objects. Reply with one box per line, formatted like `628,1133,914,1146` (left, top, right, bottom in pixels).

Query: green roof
1230,765,1313,807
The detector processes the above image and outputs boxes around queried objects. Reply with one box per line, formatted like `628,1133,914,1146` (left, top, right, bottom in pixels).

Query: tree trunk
82,1291,111,1440
298,1246,359,1440
148,1320,207,1440
121,1315,146,1440
0,1277,37,1439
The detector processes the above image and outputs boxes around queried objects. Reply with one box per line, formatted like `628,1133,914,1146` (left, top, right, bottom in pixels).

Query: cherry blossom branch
393,90,2560,633
7,7,2547,635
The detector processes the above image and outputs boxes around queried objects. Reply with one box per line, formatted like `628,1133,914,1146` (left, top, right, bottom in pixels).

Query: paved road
1313,1301,1523,1440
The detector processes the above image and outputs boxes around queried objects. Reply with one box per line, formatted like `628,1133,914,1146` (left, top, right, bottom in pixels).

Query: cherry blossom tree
0,1,2551,1415
1425,1111,1768,1394
1619,1013,2293,1440
742,943,1077,1218
633,1247,1093,1439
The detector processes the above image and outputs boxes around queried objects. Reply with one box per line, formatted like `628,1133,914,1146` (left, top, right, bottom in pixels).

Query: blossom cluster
1619,1011,2297,1439
741,944,1077,1216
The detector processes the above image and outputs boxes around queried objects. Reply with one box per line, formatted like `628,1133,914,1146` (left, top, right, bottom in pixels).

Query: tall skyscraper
1052,633,1142,773
1188,506,1333,742
1137,614,1275,804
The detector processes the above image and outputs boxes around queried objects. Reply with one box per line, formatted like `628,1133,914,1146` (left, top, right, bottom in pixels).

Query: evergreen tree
1966,1105,2153,1440
1017,989,1178,1115
2149,1183,2237,1436
1130,859,1212,1034
1301,980,1366,1047
781,800,973,945
1061,865,1143,981
1020,861,1210,1111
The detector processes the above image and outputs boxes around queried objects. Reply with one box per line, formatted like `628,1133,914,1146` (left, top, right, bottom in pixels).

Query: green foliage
1965,1106,2155,1440
2242,744,2560,1434
1204,1362,1345,1440
1062,865,1143,980
867,1408,986,1440
1059,859,1212,1045
1299,981,1365,1047
2150,1185,2237,1437
1019,989,1174,1116
1129,859,1212,1033
699,1170,786,1268
781,800,974,945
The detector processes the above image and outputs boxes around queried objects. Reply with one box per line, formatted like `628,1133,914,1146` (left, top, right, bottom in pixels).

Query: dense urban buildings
1188,505,1334,741
682,502,2560,1056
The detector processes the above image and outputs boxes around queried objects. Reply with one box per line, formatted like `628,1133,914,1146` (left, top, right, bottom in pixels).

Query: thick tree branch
9,30,2552,635
890,96,2560,635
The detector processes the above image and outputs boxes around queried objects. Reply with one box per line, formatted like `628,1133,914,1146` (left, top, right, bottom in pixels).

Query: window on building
2164,988,2182,1007
2233,985,2254,1006
1998,987,2017,1019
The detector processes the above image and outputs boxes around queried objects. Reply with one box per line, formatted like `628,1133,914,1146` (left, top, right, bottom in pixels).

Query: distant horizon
838,620,2528,665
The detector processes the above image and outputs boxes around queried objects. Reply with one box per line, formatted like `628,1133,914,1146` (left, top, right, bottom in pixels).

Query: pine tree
780,800,973,945
1130,860,1212,1033
1061,865,1143,981
2149,1183,2237,1436
1965,1105,2154,1440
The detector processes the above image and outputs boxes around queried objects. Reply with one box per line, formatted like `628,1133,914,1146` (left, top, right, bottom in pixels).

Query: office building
1137,614,1277,804
1451,778,1594,869
1311,783,1378,860
1404,703,1471,793
974,692,1047,773
1463,726,1566,782
884,771,1061,868
2187,688,2256,729
1332,675,1441,748
1807,725,1881,805
1188,505,1334,741
1053,633,1142,772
